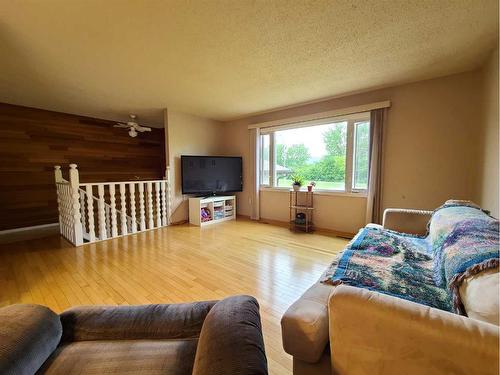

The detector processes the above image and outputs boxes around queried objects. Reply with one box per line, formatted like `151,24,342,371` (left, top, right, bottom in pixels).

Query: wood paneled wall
0,103,165,231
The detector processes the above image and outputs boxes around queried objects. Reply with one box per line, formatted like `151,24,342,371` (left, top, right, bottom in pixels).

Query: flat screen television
181,155,243,195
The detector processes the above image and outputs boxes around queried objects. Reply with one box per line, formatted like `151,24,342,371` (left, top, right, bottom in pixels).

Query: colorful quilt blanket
322,200,499,315
430,201,499,313
323,226,453,312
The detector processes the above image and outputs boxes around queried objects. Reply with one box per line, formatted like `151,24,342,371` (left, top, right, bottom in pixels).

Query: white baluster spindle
109,184,118,237
105,205,111,237
66,185,71,240
155,181,161,227
129,183,137,233
119,183,128,235
166,167,171,226
138,182,146,231
97,184,107,240
160,181,167,226
86,185,96,242
79,189,87,235
147,182,154,229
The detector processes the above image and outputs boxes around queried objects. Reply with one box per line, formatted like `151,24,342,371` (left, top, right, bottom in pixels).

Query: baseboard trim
0,223,59,235
255,217,355,239
0,223,59,244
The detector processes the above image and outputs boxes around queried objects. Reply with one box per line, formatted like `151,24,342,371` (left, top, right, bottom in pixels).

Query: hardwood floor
0,218,348,374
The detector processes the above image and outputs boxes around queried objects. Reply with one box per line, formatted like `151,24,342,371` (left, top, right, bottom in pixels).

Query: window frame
351,120,371,193
259,112,370,195
259,133,271,187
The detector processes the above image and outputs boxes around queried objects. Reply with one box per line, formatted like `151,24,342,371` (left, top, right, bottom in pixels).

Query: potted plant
307,181,316,192
291,174,304,191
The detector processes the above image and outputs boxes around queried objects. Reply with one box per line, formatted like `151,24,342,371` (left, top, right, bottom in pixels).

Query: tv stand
188,195,236,226
198,193,220,199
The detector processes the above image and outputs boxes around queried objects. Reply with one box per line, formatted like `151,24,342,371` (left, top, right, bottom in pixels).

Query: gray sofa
0,295,268,375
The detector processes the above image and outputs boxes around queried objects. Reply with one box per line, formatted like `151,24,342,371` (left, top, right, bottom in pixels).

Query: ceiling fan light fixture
128,128,138,137
114,114,151,137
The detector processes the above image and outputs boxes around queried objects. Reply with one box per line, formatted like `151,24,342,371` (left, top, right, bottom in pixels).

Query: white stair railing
55,164,171,246
55,165,84,246
79,187,131,242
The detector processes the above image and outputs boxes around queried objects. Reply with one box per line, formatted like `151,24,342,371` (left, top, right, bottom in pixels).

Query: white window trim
259,134,268,187
259,112,369,134
351,121,370,193
258,112,370,196
259,186,367,198
248,100,389,130
345,119,355,193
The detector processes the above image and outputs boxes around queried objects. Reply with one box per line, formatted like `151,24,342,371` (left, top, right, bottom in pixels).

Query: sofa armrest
0,305,62,375
60,300,217,342
329,285,500,375
382,208,433,235
192,295,268,375
281,283,333,363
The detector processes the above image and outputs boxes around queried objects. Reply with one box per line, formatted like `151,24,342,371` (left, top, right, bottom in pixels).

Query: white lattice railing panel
54,164,83,246
56,182,76,243
55,164,171,246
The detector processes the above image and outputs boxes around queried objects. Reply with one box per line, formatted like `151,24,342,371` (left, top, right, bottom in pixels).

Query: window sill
259,187,367,198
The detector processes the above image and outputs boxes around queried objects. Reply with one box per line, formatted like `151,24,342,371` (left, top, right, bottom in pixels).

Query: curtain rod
247,100,391,130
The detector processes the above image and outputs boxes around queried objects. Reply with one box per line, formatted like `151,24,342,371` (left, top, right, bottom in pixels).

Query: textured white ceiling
1,0,498,127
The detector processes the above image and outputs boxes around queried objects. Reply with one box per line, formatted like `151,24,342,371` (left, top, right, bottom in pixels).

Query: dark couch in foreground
0,295,268,375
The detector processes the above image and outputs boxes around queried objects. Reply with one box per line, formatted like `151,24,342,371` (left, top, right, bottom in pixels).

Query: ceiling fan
114,114,151,137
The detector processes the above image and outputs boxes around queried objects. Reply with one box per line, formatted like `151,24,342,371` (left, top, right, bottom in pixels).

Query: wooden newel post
54,166,63,235
69,164,84,246
54,165,63,183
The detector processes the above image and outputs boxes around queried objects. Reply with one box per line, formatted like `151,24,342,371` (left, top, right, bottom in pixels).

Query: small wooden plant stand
289,190,314,233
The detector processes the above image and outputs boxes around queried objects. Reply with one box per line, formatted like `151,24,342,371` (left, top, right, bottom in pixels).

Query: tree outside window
261,115,370,192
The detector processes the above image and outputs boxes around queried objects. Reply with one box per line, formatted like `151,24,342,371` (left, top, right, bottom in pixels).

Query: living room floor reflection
0,218,348,375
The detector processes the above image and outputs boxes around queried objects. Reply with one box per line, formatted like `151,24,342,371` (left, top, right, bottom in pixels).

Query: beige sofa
281,208,500,375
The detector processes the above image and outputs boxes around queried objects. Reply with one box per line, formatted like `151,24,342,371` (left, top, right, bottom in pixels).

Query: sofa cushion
323,226,452,312
60,301,216,342
428,201,482,256
0,304,62,375
460,268,500,325
328,285,499,375
293,349,331,375
281,282,333,363
192,295,268,375
382,209,432,236
426,200,499,317
38,339,198,374
428,200,495,286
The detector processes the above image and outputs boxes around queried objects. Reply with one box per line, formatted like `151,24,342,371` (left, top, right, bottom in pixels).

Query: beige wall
165,59,496,231
259,191,367,235
165,110,224,222
223,69,484,234
475,49,499,217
